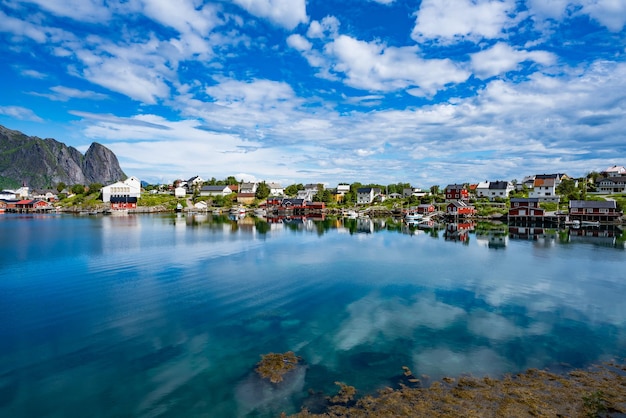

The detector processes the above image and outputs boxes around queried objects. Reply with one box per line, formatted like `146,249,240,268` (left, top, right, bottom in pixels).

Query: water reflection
1,213,624,417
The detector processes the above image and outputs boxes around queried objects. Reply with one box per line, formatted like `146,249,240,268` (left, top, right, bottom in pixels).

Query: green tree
255,182,270,200
556,178,580,201
71,184,85,195
285,183,303,197
56,182,66,193
88,183,103,194
430,185,440,196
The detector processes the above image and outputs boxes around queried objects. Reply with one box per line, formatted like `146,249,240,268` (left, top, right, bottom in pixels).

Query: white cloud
205,78,297,107
0,106,44,122
286,34,311,52
470,42,556,78
527,0,626,32
0,9,65,43
306,16,340,39
326,35,470,95
581,0,626,31
33,86,109,102
21,69,47,79
412,0,516,43
18,0,112,22
141,0,221,36
231,0,308,30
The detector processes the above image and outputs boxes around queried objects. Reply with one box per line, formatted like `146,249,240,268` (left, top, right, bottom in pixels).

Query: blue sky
1,0,625,188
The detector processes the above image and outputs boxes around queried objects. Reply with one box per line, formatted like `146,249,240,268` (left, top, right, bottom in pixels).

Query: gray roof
598,176,626,183
510,198,539,203
201,185,230,191
488,181,510,190
569,200,616,209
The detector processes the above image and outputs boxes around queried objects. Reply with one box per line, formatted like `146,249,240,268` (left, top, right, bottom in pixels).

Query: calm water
0,213,625,417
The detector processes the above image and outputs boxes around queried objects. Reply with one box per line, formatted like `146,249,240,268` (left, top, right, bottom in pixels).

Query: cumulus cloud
231,0,308,30
470,42,556,78
141,0,221,36
580,0,626,31
326,35,470,95
528,0,626,32
412,0,517,43
286,34,312,52
306,16,340,39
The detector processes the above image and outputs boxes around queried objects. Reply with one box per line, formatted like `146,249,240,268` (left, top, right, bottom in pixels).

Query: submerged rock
255,351,301,384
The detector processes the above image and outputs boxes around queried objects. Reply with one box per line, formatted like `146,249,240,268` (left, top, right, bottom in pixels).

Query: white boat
253,208,267,217
110,210,129,216
344,210,358,219
404,211,424,223
229,206,246,215
581,220,600,227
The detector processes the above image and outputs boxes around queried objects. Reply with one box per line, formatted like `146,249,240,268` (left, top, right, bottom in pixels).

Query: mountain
0,124,126,190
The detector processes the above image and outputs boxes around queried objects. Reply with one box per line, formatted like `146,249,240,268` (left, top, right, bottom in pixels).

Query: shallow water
0,213,624,417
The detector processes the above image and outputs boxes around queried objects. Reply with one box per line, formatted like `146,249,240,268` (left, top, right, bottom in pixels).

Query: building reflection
444,222,475,243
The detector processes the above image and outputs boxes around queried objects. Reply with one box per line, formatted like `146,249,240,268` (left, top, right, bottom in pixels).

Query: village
1,165,624,232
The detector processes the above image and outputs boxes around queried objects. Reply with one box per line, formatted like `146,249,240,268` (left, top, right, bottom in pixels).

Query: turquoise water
0,213,625,417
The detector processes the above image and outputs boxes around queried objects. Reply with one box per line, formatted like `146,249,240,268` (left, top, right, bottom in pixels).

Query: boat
229,206,246,215
110,208,129,216
175,203,183,213
404,210,424,223
343,210,358,219
581,220,600,227
253,208,267,217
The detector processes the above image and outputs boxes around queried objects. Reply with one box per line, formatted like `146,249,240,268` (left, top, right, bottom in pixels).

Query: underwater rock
255,351,301,384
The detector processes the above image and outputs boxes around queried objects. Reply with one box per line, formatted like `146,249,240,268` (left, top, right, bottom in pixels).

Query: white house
297,184,320,202
402,187,426,198
356,187,380,204
476,181,514,201
101,176,141,203
596,176,626,194
0,190,17,200
528,174,566,203
239,182,258,194
174,187,186,198
199,185,233,197
267,182,284,196
186,175,205,191
602,165,626,177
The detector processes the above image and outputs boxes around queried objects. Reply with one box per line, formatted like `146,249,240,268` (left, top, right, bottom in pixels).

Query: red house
14,199,50,212
416,203,435,214
508,198,545,222
110,196,137,210
569,200,621,223
446,200,475,216
445,184,469,202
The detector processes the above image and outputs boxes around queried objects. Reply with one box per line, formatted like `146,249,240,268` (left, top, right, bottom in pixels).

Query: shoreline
286,361,626,417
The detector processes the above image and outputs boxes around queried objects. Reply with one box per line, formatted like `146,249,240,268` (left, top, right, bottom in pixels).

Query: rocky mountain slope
0,125,126,190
